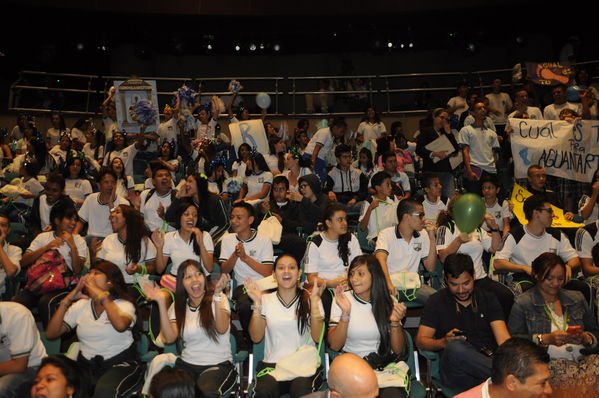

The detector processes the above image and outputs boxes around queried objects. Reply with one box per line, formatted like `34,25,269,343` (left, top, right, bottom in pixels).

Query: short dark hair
46,172,66,191
149,366,195,398
151,162,171,179
421,173,440,190
272,175,290,190
527,164,544,177
479,174,500,189
232,201,255,218
444,253,475,280
98,167,117,183
397,198,419,224
335,144,352,158
50,200,78,230
371,171,390,189
523,194,548,221
491,337,549,385
330,118,347,130
381,151,396,164
37,355,88,398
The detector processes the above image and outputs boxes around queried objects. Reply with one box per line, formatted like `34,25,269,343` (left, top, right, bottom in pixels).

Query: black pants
249,362,324,398
12,288,70,328
175,358,237,398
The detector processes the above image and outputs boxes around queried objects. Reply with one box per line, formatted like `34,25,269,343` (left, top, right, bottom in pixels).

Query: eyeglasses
411,212,426,218
536,207,554,214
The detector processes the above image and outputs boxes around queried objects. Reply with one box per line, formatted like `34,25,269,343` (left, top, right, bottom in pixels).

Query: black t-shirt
420,287,504,350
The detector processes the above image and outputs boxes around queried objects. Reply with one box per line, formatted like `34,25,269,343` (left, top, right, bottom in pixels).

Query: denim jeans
440,340,492,393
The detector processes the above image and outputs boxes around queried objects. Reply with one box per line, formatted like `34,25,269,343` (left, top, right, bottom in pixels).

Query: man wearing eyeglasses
494,194,587,297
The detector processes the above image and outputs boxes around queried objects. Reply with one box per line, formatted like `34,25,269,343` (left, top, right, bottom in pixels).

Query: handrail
9,59,599,117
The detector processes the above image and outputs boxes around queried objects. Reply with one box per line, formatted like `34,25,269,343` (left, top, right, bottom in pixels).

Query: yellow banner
510,183,583,228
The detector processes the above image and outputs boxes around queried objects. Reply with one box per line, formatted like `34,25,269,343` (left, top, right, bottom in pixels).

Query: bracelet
97,291,110,301
251,304,262,312
213,293,223,302
138,264,148,275
100,294,114,306
537,334,547,347
390,320,403,327
340,314,351,322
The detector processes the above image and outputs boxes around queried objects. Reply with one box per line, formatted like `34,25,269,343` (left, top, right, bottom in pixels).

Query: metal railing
8,60,599,118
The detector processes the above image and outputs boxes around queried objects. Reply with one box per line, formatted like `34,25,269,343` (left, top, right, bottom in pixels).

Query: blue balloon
566,85,581,102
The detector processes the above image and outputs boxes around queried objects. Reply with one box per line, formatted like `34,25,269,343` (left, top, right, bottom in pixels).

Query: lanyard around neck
544,303,567,331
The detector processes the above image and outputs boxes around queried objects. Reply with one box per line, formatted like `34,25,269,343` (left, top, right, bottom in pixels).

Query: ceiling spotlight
76,42,85,51
249,43,257,51
400,43,405,49
387,41,393,48
273,43,281,51
207,44,213,50
466,42,476,53
234,44,241,51
259,42,265,50
408,42,413,48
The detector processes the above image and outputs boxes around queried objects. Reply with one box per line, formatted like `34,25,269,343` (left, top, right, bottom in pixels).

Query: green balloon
453,193,485,233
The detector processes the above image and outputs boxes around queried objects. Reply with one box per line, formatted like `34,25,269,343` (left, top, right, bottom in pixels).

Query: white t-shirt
578,194,599,222
422,197,448,227
97,234,157,284
163,230,214,276
14,177,44,207
494,226,579,270
281,168,312,193
356,121,386,141
575,221,599,260
375,227,430,273
505,108,543,130
168,297,232,366
0,243,22,294
105,143,139,177
0,302,46,367
63,298,136,360
65,178,93,203
304,128,334,161
359,197,399,242
330,290,381,358
139,189,175,232
447,96,468,117
485,92,513,125
82,143,104,170
116,176,135,199
37,195,56,230
244,171,273,202
458,125,500,173
260,291,320,364
265,154,280,173
304,233,362,280
232,161,247,178
46,128,69,147
27,231,88,271
78,193,130,238
196,119,218,140
102,117,117,142
482,199,512,231
157,118,179,145
543,102,582,120
70,127,86,144
218,230,274,286
436,223,490,279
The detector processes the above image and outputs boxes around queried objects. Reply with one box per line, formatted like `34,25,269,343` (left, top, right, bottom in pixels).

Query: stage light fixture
249,43,257,51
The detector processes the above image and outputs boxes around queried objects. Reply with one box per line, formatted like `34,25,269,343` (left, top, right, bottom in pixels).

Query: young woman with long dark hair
246,254,326,398
328,254,408,398
46,261,144,398
144,260,237,397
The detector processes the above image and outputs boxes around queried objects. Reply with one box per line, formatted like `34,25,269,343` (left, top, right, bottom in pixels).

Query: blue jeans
440,340,492,393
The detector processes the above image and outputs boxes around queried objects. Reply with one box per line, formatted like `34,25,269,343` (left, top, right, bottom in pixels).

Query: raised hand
244,277,263,303
310,277,326,301
334,284,351,315
151,230,164,249
389,302,407,323
142,282,168,303
125,263,140,275
214,273,231,294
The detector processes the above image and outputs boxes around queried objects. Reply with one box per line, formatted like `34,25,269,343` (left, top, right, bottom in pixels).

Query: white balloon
256,92,271,109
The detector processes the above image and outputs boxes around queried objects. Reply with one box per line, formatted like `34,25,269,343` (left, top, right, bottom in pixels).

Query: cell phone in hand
453,330,466,337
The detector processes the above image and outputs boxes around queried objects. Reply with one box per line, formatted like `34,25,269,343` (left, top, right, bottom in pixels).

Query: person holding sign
494,195,590,301
415,108,459,198
458,100,501,196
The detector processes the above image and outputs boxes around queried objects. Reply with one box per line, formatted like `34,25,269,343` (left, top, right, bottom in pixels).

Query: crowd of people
1,71,599,398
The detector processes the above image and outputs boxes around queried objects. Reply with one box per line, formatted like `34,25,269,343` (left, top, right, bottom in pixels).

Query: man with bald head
301,353,379,398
